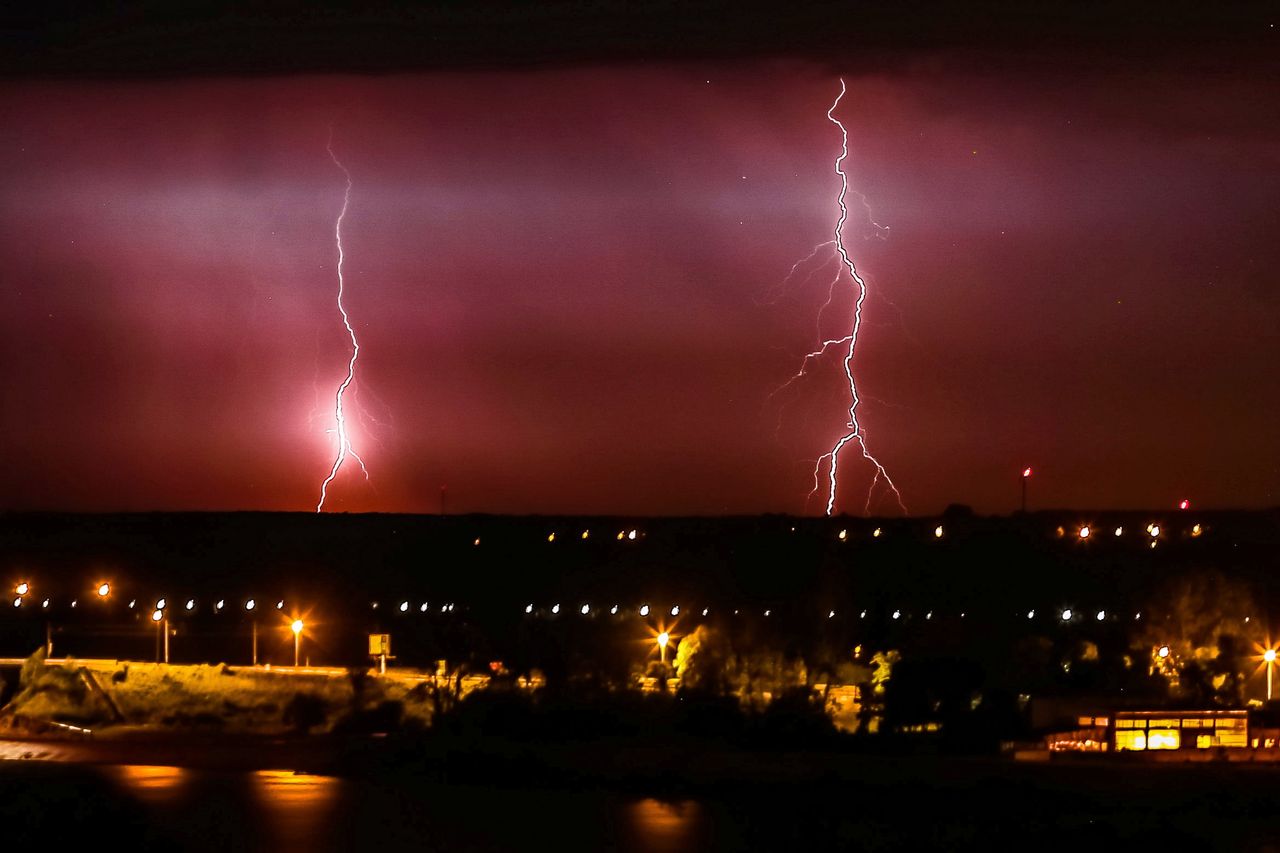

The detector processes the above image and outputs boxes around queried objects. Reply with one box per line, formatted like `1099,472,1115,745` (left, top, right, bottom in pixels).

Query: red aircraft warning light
1179,499,1190,510
1023,467,1033,478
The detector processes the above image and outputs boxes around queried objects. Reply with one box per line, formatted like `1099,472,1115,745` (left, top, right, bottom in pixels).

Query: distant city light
1158,645,1170,659
551,603,560,614
628,529,637,540
185,599,195,611
581,604,590,615
926,611,932,620
151,609,163,622
838,529,848,541
829,610,836,619
701,608,708,616
215,600,224,611
1191,523,1203,537
42,599,50,609
892,610,901,620
1078,526,1090,539
764,609,771,616
1061,609,1073,621
1115,526,1124,536
860,610,867,618
934,525,944,539
670,605,679,616
1027,610,1035,619
1148,524,1161,537
581,530,589,540
610,605,619,615
639,604,650,617
547,532,556,543
70,600,77,608
473,538,480,546
15,582,29,596
872,528,882,538
245,599,256,611
97,583,110,597
275,600,284,610
155,598,166,610
525,604,533,614
420,603,429,612
399,601,409,612
1096,610,1106,621
11,597,19,608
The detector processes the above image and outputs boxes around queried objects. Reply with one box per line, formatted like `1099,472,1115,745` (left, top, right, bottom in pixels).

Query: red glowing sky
1,61,1277,514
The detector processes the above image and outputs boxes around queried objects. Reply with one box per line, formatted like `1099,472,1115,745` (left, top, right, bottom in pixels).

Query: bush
756,687,836,743
282,692,328,734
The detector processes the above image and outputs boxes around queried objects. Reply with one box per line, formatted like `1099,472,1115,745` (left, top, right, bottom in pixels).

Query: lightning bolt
799,79,906,517
316,134,369,512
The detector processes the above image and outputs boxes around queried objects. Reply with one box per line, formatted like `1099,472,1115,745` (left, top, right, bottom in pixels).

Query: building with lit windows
1113,710,1248,752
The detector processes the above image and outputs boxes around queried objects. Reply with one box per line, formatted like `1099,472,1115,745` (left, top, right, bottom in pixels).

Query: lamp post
1266,649,1276,701
246,599,257,665
292,619,304,668
1021,466,1032,513
657,631,670,665
152,609,166,663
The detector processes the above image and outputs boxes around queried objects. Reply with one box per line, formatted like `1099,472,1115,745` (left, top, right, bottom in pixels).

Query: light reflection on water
107,764,188,806
626,798,703,853
253,768,342,849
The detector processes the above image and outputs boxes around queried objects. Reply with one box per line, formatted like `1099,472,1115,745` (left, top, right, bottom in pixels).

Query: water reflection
108,764,188,806
626,798,702,853
253,769,341,849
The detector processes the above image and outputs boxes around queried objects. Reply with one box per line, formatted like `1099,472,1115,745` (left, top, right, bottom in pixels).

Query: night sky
1,7,1277,515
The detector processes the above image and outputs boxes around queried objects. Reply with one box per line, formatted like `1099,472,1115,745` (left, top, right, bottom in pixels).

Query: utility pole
163,618,170,664
45,622,53,657
1021,467,1032,513
252,621,258,666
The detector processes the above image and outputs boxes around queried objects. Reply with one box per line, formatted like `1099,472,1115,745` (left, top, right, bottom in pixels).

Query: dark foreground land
3,743,1280,852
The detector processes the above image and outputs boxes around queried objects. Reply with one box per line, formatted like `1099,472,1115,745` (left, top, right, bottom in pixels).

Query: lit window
1115,730,1146,751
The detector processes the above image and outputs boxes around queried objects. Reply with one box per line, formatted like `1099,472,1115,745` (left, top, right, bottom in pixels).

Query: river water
0,756,725,852
7,745,1280,851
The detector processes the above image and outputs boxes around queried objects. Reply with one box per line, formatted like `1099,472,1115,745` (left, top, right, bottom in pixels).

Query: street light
1265,649,1277,701
656,631,670,664
291,619,304,668
97,583,110,598
152,609,168,663
15,582,29,596
1021,466,1032,512
246,599,258,665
